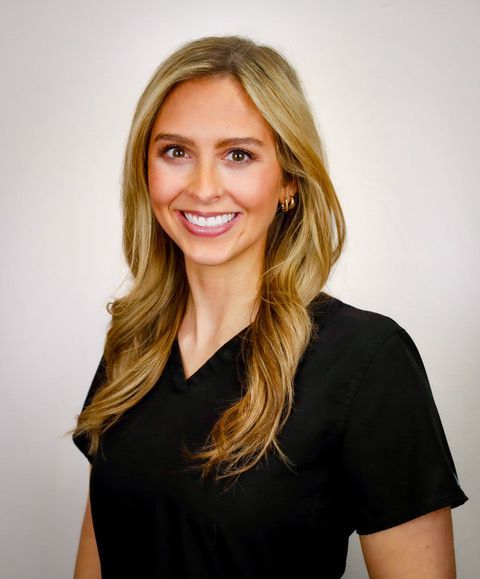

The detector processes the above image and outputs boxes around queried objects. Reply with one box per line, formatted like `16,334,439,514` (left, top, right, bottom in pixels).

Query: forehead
151,75,275,143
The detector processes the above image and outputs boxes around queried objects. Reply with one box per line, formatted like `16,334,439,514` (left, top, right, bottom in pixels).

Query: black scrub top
73,295,469,578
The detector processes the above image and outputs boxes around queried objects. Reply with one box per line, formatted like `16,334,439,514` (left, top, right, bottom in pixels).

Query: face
147,75,296,272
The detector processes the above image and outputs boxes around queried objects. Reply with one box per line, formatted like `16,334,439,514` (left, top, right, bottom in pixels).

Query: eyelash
158,144,256,164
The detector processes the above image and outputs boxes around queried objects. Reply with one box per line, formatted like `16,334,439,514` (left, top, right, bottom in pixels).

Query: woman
70,35,468,578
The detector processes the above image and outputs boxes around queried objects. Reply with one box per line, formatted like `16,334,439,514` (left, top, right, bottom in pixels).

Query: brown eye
161,145,186,159
226,149,254,163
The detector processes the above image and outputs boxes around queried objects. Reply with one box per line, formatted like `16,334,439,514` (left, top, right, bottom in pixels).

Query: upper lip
179,210,239,217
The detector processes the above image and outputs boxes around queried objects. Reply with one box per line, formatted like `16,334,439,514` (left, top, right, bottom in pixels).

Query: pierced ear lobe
279,189,297,212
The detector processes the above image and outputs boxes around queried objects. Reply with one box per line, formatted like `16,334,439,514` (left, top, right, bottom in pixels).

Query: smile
177,210,241,238
182,212,237,227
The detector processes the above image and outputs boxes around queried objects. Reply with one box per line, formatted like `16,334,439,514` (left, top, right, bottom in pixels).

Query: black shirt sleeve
339,328,469,535
72,355,107,464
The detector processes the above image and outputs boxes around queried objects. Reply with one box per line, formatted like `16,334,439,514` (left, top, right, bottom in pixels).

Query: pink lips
177,210,241,237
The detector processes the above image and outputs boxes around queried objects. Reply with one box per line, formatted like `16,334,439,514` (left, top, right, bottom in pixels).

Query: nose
186,156,223,202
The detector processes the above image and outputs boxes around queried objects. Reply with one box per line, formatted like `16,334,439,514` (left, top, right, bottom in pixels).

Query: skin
74,468,101,579
147,74,296,377
359,506,457,578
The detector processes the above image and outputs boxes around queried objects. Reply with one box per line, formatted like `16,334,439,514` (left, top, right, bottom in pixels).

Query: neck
180,252,263,346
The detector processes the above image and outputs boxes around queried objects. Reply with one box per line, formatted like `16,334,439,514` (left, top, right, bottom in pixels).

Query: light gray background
1,1,478,577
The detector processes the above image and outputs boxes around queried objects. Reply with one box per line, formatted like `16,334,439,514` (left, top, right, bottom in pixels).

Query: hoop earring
280,194,296,212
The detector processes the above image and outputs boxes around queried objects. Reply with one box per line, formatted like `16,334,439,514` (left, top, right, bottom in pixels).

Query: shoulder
310,292,405,353
300,293,414,401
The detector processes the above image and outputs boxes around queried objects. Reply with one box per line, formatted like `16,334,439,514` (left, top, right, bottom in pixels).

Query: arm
73,468,102,579
359,506,457,578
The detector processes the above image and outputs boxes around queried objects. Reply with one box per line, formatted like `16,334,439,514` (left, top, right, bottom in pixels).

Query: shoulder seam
339,327,405,430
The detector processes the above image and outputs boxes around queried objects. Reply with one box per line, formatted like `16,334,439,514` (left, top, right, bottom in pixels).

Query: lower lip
176,211,242,237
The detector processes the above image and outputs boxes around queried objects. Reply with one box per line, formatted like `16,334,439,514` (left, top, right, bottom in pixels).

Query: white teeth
183,212,236,227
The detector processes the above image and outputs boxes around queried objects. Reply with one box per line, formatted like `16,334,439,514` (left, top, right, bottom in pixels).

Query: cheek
231,170,281,213
148,165,180,206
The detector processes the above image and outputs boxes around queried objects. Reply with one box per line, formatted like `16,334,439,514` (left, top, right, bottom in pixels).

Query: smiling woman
69,35,468,579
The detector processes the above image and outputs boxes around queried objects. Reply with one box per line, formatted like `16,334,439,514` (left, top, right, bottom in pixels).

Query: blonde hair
69,35,346,488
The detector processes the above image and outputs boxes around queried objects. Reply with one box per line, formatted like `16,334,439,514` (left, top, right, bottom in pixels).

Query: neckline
171,324,252,393
168,292,335,393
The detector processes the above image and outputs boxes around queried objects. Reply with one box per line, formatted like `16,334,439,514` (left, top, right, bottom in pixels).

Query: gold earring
280,194,296,212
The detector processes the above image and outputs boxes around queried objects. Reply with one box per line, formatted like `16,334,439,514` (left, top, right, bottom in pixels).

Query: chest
90,342,351,541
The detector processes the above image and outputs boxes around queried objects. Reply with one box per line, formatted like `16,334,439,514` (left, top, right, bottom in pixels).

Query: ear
280,177,297,204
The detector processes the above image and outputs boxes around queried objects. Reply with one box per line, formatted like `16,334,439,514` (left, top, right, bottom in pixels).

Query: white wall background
1,0,478,577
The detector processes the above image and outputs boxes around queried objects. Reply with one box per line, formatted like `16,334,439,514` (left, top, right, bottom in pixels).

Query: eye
225,149,255,164
159,144,188,159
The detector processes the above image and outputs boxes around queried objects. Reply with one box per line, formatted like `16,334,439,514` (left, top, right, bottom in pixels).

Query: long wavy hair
69,34,346,487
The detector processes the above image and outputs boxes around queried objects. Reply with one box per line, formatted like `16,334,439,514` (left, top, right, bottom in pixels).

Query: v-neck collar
170,325,251,393
167,292,334,394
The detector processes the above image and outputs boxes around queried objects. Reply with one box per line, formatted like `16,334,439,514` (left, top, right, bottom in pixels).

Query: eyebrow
152,132,265,148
